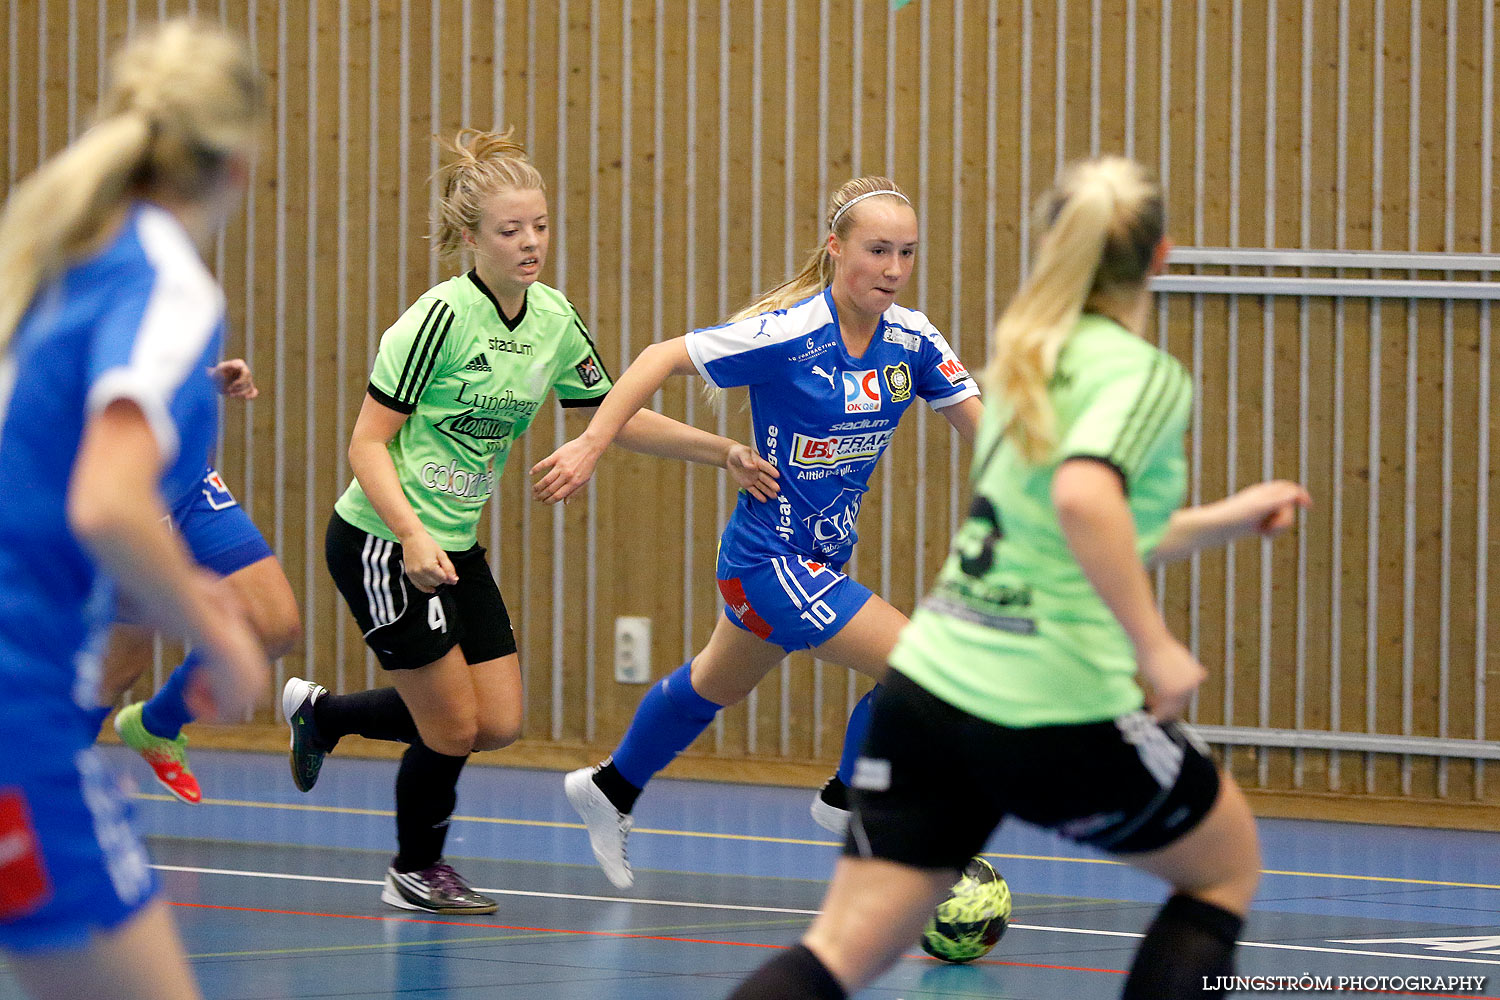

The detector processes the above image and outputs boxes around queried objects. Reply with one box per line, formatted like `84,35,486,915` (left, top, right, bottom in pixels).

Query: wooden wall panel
5,0,1496,817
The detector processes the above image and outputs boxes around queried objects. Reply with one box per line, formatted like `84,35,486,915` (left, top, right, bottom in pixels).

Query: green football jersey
334,273,613,550
891,314,1192,727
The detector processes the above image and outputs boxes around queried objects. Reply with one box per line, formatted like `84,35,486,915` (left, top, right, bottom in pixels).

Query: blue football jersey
0,202,226,728
687,288,979,566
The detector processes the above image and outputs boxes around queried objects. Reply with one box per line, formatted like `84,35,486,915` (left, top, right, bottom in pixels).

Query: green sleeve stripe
1113,363,1189,475
393,301,455,405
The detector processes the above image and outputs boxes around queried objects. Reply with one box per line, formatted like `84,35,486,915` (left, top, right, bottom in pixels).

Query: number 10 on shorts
799,599,837,631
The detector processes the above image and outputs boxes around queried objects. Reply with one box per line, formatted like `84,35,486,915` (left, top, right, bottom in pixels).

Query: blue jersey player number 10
533,176,984,891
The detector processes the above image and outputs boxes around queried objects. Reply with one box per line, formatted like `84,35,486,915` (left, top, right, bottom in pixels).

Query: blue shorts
0,745,157,954
171,468,274,577
716,550,874,652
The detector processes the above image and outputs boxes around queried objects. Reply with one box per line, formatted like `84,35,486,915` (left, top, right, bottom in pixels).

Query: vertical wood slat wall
4,1,1495,810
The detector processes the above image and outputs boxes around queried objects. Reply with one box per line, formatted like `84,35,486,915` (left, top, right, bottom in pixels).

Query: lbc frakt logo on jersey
938,358,970,386
789,429,896,468
842,370,881,413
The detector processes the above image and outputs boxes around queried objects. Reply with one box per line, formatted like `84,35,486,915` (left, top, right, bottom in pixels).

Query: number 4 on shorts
427,596,448,633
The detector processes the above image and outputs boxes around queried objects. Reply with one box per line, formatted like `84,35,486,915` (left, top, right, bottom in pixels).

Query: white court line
154,864,820,916
153,864,1500,968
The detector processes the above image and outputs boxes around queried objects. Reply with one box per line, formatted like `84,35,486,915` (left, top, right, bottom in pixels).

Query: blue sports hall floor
2,747,1496,999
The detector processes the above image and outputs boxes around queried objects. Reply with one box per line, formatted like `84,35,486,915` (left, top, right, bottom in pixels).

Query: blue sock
835,688,879,785
86,706,111,734
140,651,201,740
611,660,723,790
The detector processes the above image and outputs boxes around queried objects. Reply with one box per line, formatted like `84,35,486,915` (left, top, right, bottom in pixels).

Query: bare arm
1149,480,1310,567
69,399,267,719
610,407,780,501
1052,458,1203,720
937,395,984,445
346,393,456,592
530,337,701,504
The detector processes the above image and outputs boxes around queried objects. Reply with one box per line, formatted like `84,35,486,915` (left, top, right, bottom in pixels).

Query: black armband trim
367,383,415,414
559,391,609,409
1060,454,1129,494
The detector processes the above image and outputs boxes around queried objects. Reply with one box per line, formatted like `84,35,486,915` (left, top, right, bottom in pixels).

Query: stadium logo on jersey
464,353,493,372
811,364,837,389
434,409,516,457
882,326,922,352
827,417,891,432
938,358,971,386
788,429,896,468
882,362,912,402
575,356,604,388
802,489,862,553
487,337,533,356
843,370,881,412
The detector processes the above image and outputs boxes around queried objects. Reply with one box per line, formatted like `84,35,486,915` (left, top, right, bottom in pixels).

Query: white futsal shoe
810,774,852,834
564,766,635,889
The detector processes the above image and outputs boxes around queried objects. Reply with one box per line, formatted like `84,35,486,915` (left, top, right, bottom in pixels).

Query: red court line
168,901,785,949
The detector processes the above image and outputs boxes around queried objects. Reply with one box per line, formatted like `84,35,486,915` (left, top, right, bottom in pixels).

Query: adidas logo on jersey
463,353,492,372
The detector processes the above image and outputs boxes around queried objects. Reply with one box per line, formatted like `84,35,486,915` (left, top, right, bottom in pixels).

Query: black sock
593,759,644,814
727,944,846,1000
314,686,419,747
818,775,848,810
1123,893,1243,999
392,741,469,873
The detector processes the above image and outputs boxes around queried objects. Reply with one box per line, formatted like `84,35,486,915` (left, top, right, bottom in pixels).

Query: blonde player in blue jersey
727,158,1310,1000
534,176,985,889
280,128,780,914
0,20,269,1000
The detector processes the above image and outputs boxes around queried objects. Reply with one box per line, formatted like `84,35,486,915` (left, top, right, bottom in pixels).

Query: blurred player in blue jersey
0,20,269,1000
534,176,984,888
102,356,301,805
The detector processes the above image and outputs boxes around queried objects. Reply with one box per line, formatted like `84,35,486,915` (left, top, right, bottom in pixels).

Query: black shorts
325,512,517,671
844,670,1221,871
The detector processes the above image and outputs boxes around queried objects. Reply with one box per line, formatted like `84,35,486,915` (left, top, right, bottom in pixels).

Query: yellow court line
135,792,1500,892
1258,868,1500,891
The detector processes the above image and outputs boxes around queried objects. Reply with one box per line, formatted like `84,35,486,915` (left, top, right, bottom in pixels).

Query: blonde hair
985,157,1164,463
0,19,264,354
432,127,546,263
729,176,911,322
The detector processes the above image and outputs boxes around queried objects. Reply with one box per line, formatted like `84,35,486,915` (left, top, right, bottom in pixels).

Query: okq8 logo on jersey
842,370,881,414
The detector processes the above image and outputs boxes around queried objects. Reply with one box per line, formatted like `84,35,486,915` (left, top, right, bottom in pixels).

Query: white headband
830,189,911,230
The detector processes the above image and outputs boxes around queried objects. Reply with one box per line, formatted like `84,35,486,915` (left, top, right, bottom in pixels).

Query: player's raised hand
531,436,604,505
210,358,259,399
726,443,780,501
1222,480,1311,540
